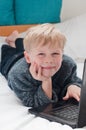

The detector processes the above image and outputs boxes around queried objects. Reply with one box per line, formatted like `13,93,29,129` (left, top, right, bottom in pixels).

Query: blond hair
24,23,66,52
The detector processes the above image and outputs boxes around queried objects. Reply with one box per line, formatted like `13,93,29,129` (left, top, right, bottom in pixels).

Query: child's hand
63,85,81,102
30,62,52,99
29,62,48,81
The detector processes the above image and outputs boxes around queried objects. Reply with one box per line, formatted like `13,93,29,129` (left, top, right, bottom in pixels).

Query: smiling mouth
42,66,56,69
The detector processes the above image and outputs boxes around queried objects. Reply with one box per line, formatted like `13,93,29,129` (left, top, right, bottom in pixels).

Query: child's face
26,42,63,77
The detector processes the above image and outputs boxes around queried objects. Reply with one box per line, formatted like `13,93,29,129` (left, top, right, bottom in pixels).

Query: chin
43,72,55,78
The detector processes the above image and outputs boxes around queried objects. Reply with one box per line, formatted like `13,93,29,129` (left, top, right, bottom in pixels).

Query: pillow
15,0,62,24
0,0,15,25
55,13,86,63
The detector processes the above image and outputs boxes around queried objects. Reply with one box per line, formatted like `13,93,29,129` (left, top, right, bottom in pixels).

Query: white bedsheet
0,13,86,130
0,63,85,130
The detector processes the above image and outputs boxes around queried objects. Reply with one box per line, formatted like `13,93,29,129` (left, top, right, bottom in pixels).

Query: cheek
32,57,43,66
55,57,62,70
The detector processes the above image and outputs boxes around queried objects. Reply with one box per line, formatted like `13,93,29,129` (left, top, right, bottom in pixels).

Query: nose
45,56,53,64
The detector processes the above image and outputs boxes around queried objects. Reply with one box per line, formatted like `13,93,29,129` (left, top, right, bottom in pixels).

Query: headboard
0,24,36,36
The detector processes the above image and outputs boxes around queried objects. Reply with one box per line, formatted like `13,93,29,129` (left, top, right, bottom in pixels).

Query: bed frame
0,25,36,36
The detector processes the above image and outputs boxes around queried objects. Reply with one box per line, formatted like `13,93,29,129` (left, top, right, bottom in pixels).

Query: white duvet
0,63,85,130
0,13,86,130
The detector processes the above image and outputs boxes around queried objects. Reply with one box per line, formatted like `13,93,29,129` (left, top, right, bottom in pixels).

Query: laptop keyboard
50,104,79,121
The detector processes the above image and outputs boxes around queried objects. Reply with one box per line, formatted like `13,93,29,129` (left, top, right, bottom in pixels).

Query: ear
24,51,31,63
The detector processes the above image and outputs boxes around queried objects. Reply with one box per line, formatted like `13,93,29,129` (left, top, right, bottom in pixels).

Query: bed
0,13,86,130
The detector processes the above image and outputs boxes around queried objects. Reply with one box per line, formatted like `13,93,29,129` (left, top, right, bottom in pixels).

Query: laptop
29,59,86,128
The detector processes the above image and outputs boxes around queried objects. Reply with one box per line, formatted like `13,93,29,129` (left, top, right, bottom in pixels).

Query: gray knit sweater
8,55,82,107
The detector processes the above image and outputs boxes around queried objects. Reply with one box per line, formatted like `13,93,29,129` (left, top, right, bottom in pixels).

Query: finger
37,66,46,81
63,92,69,100
30,62,37,77
29,62,34,73
73,94,80,102
33,63,38,76
37,66,42,77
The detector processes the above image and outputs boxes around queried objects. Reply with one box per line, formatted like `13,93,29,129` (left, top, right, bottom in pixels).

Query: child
1,24,81,107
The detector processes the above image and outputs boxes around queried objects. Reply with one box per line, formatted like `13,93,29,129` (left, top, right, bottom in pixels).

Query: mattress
0,13,86,130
